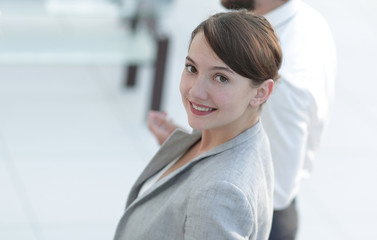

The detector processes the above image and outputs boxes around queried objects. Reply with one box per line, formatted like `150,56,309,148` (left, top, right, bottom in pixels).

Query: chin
187,118,207,131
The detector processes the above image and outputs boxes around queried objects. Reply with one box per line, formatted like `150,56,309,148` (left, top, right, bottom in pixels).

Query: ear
250,79,274,107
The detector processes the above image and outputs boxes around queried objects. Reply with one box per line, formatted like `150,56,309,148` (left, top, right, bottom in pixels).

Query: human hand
147,111,179,145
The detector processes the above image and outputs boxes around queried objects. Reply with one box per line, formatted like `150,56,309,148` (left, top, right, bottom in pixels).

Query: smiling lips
190,102,216,116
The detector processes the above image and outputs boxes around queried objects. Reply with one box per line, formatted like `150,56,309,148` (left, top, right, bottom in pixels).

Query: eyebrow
185,56,235,75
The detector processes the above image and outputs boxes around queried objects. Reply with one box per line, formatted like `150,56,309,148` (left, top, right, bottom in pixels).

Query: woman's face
180,31,259,132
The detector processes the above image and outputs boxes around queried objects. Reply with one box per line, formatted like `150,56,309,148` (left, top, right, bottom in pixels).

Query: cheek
212,91,232,109
179,73,190,97
218,89,253,112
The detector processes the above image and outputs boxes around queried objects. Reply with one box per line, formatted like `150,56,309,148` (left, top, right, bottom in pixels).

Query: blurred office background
0,0,376,239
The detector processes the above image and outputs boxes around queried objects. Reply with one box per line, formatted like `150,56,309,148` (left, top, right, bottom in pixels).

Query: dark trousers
268,199,298,240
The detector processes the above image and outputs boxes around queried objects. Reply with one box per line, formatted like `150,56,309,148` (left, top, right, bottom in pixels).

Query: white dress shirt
262,0,337,209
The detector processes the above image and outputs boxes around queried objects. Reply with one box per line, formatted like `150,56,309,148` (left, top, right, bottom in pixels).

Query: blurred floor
0,64,159,240
1,0,377,239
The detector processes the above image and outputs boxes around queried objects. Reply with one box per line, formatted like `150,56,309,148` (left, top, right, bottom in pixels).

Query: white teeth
192,103,214,112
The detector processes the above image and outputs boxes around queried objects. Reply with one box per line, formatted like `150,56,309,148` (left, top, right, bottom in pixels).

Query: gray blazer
114,121,274,240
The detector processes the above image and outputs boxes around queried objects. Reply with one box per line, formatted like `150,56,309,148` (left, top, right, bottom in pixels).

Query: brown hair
190,10,282,85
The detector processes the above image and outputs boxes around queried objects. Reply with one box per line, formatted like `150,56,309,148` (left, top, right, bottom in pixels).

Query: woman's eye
186,64,197,73
215,75,229,84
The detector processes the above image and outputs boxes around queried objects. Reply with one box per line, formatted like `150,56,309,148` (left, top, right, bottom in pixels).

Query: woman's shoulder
190,143,273,200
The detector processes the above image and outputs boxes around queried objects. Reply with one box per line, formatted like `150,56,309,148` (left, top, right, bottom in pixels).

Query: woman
114,10,282,240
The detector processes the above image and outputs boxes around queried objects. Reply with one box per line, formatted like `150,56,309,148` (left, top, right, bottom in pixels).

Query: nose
189,75,208,100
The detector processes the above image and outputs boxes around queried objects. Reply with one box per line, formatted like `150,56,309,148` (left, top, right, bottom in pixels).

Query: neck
197,112,259,153
254,0,289,15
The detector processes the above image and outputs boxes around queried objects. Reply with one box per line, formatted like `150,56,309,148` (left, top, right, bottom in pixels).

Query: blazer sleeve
184,181,255,240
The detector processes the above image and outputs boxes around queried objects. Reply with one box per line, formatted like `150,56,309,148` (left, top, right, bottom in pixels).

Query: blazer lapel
114,123,262,240
126,123,262,207
126,129,202,207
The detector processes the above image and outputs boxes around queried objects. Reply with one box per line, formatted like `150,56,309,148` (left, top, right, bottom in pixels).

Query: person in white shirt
147,0,336,239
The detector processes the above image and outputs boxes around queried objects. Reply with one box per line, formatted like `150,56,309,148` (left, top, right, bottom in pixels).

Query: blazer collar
126,129,201,206
114,122,263,239
126,121,262,208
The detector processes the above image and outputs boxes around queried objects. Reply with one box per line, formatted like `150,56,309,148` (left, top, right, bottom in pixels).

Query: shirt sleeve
184,181,254,240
